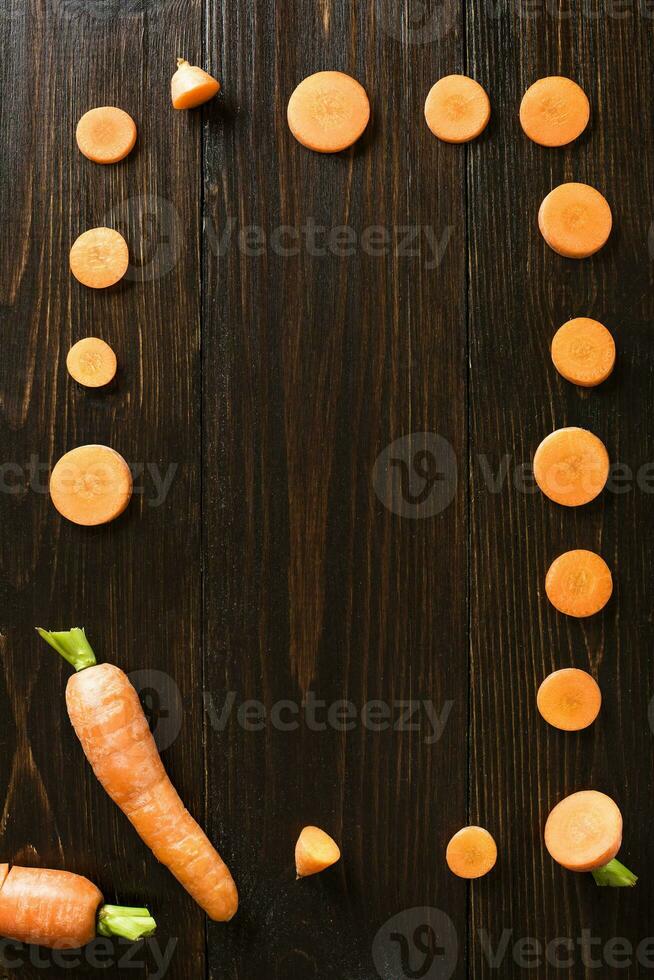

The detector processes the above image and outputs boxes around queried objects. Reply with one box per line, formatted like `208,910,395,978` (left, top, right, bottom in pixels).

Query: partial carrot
287,71,370,153
0,865,156,949
520,77,589,147
551,317,616,387
537,668,602,731
545,549,613,618
545,791,637,886
538,183,612,258
37,628,238,922
66,338,117,388
424,75,490,144
533,427,609,507
446,826,497,879
295,826,341,878
49,445,132,526
76,107,137,164
171,59,220,109
70,228,129,289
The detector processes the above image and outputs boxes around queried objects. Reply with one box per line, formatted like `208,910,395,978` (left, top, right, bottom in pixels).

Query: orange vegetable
49,445,132,526
171,59,220,109
545,549,613,618
37,629,238,922
520,77,590,147
76,107,137,164
545,791,637,886
70,228,129,289
424,75,490,143
287,71,370,153
533,427,609,507
295,826,341,877
537,668,602,731
66,338,117,388
538,183,612,258
446,826,497,879
551,317,616,387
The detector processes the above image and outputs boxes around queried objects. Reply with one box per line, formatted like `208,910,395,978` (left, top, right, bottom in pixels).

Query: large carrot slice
49,445,132,526
545,791,637,885
171,59,220,109
70,228,129,289
446,826,497,879
295,826,341,878
538,183,612,258
76,107,137,164
66,338,117,388
551,317,616,387
520,77,589,147
533,427,609,507
424,75,490,143
545,549,613,618
537,668,602,731
287,71,370,153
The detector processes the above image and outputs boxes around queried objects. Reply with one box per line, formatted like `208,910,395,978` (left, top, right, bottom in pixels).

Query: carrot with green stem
37,628,238,922
545,791,637,887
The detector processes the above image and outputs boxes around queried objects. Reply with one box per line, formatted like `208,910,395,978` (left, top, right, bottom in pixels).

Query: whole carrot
37,628,238,922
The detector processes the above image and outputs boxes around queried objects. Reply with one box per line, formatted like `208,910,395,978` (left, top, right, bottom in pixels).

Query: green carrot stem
36,628,97,672
97,905,157,941
591,858,638,887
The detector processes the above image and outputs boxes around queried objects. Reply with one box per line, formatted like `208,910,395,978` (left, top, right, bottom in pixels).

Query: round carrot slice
446,826,497,879
66,338,117,388
537,668,602,731
50,445,132,526
545,549,612,618
533,427,609,507
520,77,590,147
70,228,129,289
76,106,137,164
545,790,622,871
538,183,612,259
295,826,341,877
551,317,616,387
424,75,490,143
171,59,221,110
287,71,370,153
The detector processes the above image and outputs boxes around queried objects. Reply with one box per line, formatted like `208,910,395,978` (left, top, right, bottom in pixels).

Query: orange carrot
295,827,341,878
537,668,602,731
424,75,490,143
37,629,238,922
533,427,609,507
538,183,612,258
171,59,220,109
520,77,590,147
49,445,133,526
446,826,497,879
76,107,137,164
66,338,117,388
545,549,613,618
70,228,129,289
551,317,616,387
287,71,370,153
545,791,637,886
0,865,156,949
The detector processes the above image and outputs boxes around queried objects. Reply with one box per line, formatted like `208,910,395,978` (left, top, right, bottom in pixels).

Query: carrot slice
66,338,117,388
50,445,133,526
76,106,137,164
537,668,602,731
520,77,590,147
545,791,622,871
446,826,497,879
533,427,609,507
551,317,616,387
171,58,221,109
545,549,612,618
424,75,490,144
287,71,370,153
538,183,612,258
70,228,129,289
295,826,341,877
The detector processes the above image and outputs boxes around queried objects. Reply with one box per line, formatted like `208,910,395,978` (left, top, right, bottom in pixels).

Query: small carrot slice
538,183,612,259
545,549,612,618
287,71,370,153
171,58,221,109
66,338,117,388
76,106,137,164
545,791,622,872
70,228,129,289
520,77,590,147
446,826,497,879
537,668,602,731
50,445,133,526
295,826,341,877
551,317,616,387
533,427,609,507
424,75,490,144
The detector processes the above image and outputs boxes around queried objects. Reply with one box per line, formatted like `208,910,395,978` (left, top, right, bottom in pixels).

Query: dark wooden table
1,1,653,977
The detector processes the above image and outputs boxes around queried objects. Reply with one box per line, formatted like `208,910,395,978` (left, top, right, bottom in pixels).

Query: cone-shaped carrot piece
67,338,117,388
538,183,612,258
533,427,609,507
545,549,612,618
424,75,490,143
70,228,129,289
446,826,497,878
520,77,589,147
545,791,637,885
551,317,616,387
171,58,220,109
76,106,137,163
295,826,341,877
537,668,602,731
50,445,132,526
287,71,370,153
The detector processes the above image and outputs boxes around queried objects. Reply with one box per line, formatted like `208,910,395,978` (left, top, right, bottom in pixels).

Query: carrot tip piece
591,859,638,887
37,627,97,672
